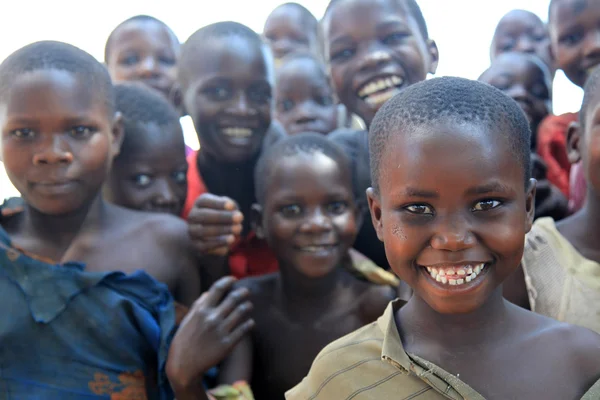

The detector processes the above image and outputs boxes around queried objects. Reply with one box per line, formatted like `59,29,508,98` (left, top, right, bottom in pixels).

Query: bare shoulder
328,128,365,146
357,281,396,323
234,273,278,302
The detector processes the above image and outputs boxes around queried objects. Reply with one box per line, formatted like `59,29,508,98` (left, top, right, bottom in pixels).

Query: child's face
368,122,535,314
182,36,272,163
479,54,551,136
275,58,338,135
264,6,318,65
0,70,122,215
107,20,179,102
105,122,187,216
259,152,357,278
323,0,438,126
491,10,552,69
549,0,600,88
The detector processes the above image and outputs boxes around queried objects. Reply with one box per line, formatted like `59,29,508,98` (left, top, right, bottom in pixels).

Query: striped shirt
286,300,600,400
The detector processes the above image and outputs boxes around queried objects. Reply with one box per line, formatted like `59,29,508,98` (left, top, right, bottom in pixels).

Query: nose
583,29,600,64
151,179,179,208
506,83,529,102
514,37,536,53
32,135,73,165
300,207,332,233
138,56,159,78
228,92,257,116
430,214,476,252
272,39,294,58
358,42,392,73
295,101,318,123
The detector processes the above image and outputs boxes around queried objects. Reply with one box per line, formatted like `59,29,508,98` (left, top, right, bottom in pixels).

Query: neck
22,195,105,248
277,264,343,304
398,287,509,350
578,189,600,235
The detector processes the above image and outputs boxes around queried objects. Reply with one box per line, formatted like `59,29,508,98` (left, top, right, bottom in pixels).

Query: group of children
1,0,600,399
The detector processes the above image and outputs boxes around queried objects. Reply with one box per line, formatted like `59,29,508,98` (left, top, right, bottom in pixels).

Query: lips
31,180,78,196
420,262,492,288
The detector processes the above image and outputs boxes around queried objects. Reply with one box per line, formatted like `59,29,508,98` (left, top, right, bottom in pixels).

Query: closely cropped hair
369,77,531,192
0,41,115,115
254,132,352,205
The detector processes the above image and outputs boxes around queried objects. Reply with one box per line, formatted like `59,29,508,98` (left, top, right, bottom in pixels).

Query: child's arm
167,277,254,398
217,335,253,386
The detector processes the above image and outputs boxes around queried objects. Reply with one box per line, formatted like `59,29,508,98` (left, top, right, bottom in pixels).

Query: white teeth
222,127,252,138
357,75,404,99
425,263,487,287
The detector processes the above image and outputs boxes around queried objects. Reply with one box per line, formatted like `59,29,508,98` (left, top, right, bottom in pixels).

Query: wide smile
296,243,339,256
219,125,258,147
31,180,78,196
420,262,492,290
356,75,405,108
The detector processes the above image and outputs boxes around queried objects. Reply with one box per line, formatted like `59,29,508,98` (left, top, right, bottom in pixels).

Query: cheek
380,212,424,259
333,213,357,243
329,65,347,99
585,134,600,188
77,134,113,174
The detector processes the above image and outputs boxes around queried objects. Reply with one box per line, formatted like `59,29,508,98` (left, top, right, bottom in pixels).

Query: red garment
536,113,578,196
182,151,279,279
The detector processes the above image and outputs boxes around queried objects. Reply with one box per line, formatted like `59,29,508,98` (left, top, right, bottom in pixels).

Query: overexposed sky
0,0,582,115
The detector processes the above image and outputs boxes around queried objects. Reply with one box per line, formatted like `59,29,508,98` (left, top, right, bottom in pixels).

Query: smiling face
105,121,187,216
550,0,600,88
275,57,338,135
106,19,179,101
182,35,273,163
260,151,357,278
479,53,552,142
323,0,437,126
368,121,534,314
491,10,553,69
0,69,121,215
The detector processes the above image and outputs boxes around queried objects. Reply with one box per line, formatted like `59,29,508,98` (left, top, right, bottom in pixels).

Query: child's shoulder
328,128,367,149
234,273,278,299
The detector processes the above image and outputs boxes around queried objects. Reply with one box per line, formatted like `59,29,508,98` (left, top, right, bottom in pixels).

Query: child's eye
471,199,502,212
316,95,334,106
559,31,583,46
280,204,302,218
172,170,187,184
159,56,176,66
120,54,140,66
280,99,295,112
204,86,231,101
69,126,94,138
331,48,355,62
133,174,153,187
382,32,409,45
404,204,434,215
9,128,35,139
327,201,348,215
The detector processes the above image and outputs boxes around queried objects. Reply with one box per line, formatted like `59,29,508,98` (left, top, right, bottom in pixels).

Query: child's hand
167,277,254,392
188,194,244,256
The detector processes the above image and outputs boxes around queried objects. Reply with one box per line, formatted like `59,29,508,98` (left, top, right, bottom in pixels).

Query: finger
216,287,251,317
226,319,255,348
197,276,237,308
206,246,230,256
188,209,244,225
223,301,253,333
191,236,235,254
193,194,239,211
188,223,243,238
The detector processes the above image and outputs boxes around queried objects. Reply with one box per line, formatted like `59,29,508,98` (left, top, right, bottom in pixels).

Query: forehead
266,151,351,193
325,0,414,40
110,20,179,53
495,11,545,35
265,6,307,30
379,122,523,192
550,0,598,25
2,69,108,119
188,36,270,81
123,122,185,158
483,55,547,82
277,58,326,85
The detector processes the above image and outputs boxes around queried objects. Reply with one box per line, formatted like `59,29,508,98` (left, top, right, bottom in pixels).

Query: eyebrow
402,187,439,199
465,182,513,196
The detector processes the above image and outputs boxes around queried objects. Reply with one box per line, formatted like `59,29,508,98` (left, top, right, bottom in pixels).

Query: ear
525,178,537,233
566,121,582,164
251,203,266,239
427,39,439,75
110,111,124,158
366,187,384,242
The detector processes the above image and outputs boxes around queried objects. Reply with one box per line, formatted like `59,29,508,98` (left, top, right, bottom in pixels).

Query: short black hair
254,132,352,205
179,22,267,90
104,15,178,63
369,77,531,193
324,0,429,40
268,3,318,33
0,40,115,115
580,65,600,130
114,83,182,160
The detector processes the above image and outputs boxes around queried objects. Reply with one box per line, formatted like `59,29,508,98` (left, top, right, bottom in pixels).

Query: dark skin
218,152,395,399
263,4,319,65
367,121,600,399
274,57,338,135
0,69,199,307
490,9,553,71
104,121,188,216
183,36,274,276
106,19,180,105
549,0,600,88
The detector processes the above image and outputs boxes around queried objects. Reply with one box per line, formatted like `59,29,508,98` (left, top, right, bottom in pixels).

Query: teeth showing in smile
358,76,404,106
301,245,335,253
222,127,252,138
425,263,487,286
